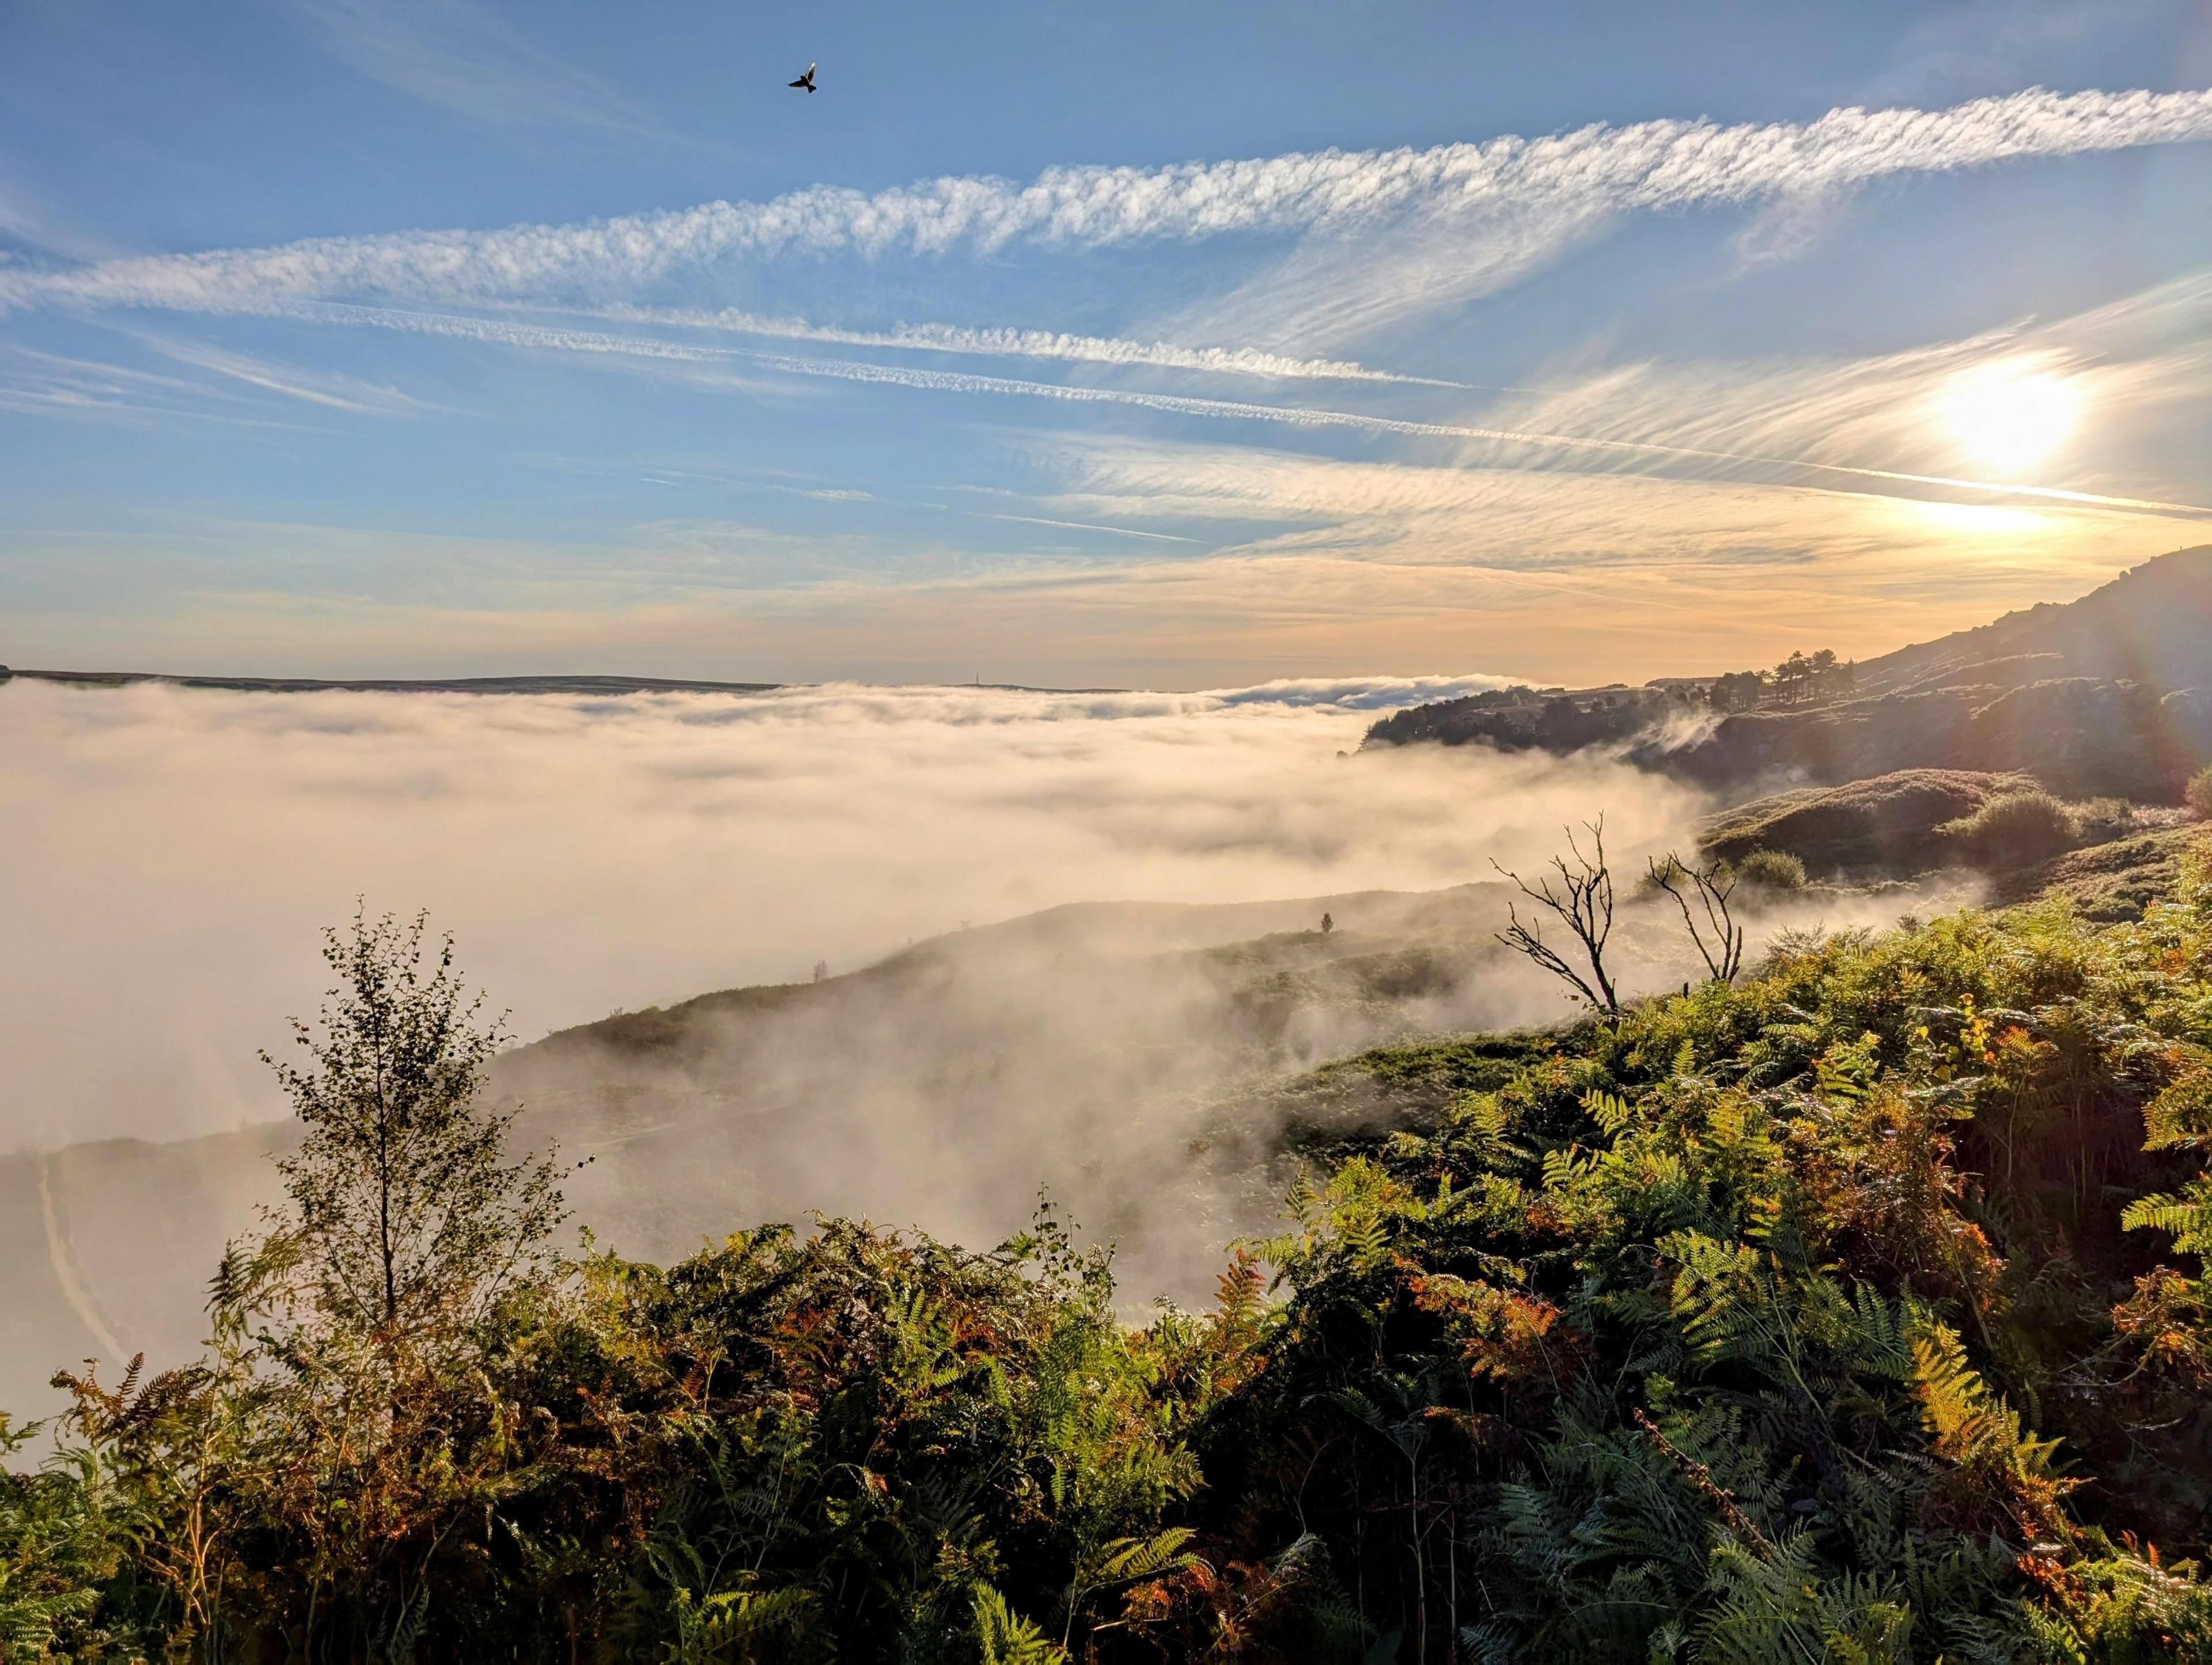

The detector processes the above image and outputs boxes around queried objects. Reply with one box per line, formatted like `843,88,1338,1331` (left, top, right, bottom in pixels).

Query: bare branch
1494,817,1620,1016
1649,852,1745,984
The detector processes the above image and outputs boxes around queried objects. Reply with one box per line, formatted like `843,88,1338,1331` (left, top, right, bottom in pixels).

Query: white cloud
4,85,2206,332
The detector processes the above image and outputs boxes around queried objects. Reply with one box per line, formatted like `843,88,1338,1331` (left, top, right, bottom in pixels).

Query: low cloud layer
0,674,1710,1154
2,676,1994,1417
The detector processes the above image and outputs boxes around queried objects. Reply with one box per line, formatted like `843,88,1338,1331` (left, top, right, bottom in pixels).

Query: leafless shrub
1494,818,1620,1016
1649,852,1745,984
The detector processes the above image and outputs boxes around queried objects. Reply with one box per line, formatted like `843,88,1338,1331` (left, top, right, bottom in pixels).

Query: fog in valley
0,672,1698,1152
0,674,1967,1416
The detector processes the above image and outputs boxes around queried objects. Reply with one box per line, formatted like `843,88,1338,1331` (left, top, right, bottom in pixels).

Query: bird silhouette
788,63,817,93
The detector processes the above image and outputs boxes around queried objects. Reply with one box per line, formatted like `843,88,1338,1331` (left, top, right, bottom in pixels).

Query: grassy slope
20,841,2212,1661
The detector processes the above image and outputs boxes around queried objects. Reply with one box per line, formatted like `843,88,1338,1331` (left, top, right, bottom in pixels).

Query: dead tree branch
1494,818,1620,1017
1648,852,1745,984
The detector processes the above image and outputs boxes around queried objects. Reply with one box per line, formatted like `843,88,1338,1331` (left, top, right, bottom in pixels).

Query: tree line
1707,647,1858,712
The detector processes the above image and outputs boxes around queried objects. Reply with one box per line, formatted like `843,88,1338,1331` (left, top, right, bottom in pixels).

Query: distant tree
1320,912,1334,935
1805,648,1858,701
1537,695,1585,742
1648,853,1745,984
1774,651,1815,704
1710,670,1767,712
813,959,830,983
236,908,564,1366
1494,819,1620,1016
1756,648,1854,707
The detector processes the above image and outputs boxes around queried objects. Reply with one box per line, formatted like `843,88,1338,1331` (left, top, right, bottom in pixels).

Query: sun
1940,362,2082,475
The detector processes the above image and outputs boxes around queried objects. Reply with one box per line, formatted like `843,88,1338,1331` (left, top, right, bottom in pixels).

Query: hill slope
0,882,1551,1419
1368,546,2212,799
1853,543,2212,696
3,859,1996,1423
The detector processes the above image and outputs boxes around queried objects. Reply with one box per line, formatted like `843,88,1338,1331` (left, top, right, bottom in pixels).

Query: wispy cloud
1033,436,2138,573
965,511,1200,544
730,347,2212,518
0,344,223,424
126,329,434,415
0,166,124,263
121,291,2211,521
108,289,2212,517
1467,272,2212,498
0,342,369,431
578,305,1474,386
5,85,2206,331
288,0,658,131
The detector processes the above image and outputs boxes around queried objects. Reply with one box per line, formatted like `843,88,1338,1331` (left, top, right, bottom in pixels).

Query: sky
4,0,2212,688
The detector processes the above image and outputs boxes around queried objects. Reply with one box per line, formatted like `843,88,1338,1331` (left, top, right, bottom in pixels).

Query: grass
1699,768,2038,874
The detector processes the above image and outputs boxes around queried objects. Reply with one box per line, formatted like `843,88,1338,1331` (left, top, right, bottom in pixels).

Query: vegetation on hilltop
13,843,2212,1659
1365,549,2212,802
1699,771,2040,875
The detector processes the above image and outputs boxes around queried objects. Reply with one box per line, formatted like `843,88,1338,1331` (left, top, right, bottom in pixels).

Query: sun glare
1940,362,2082,475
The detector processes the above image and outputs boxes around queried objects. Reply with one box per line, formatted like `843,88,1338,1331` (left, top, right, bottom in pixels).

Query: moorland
10,552,2212,1660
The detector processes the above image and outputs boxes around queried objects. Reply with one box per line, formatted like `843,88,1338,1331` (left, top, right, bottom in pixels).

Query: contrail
575,304,1481,388
191,299,2212,520
3,86,2207,317
968,511,1202,543
741,349,2212,519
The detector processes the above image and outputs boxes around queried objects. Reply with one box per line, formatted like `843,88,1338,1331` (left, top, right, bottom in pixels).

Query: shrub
1941,791,2078,866
2188,767,2212,821
2075,797,2137,840
1732,848,1807,890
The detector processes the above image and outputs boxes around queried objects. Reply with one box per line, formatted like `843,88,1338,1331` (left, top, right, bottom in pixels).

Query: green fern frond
972,1586,1067,1664
2123,1186,2212,1256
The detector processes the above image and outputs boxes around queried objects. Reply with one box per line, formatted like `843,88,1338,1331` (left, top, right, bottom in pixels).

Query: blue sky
3,0,2211,687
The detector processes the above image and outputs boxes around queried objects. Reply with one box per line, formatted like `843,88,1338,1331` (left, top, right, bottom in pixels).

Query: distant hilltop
1,670,783,696
0,669,1135,697
1366,544,2212,803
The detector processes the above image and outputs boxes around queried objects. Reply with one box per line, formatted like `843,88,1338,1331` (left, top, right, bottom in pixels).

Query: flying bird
789,63,817,93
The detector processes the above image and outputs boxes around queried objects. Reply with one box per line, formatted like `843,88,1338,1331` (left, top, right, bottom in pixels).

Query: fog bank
0,673,1706,1152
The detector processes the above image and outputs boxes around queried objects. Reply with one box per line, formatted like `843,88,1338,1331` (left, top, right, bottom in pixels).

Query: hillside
1853,544,2212,696
0,879,1582,1421
15,756,2202,1426
1368,546,2212,800
14,836,2212,1659
7,854,2013,1426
